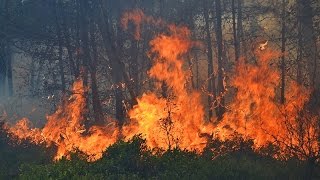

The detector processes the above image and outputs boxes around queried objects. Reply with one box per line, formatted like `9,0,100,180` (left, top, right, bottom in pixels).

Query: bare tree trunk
131,40,140,95
97,0,126,126
237,0,246,59
0,1,8,97
89,18,105,125
78,0,91,125
194,51,200,89
63,24,79,78
232,0,239,62
5,43,12,96
59,0,79,78
215,0,225,120
75,0,81,74
296,11,303,84
0,44,6,97
297,0,317,87
54,0,66,92
280,0,286,104
203,0,217,120
3,0,12,97
79,0,90,86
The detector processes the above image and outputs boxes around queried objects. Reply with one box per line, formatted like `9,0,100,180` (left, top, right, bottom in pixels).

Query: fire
121,9,165,40
7,80,119,161
5,10,319,162
217,50,319,160
123,25,212,151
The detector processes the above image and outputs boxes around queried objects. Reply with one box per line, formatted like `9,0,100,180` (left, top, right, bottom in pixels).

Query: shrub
11,134,320,179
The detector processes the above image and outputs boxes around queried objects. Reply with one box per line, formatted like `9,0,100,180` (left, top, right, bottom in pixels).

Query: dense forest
0,0,320,179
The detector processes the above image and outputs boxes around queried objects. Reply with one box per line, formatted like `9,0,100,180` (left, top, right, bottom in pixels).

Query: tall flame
5,10,319,162
123,25,212,151
7,80,119,161
217,50,319,160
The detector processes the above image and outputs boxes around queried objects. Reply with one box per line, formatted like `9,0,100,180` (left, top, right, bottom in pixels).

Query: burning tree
216,49,320,176
3,11,320,180
6,80,119,161
124,21,212,152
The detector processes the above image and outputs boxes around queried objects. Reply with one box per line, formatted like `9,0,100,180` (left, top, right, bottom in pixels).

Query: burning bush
17,135,312,179
2,9,320,179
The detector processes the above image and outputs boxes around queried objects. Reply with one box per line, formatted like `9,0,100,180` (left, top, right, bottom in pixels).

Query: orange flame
216,50,319,160
121,9,165,40
123,25,212,151
5,10,319,162
7,80,118,161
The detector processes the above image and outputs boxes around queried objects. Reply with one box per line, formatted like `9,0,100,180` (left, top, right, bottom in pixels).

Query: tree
97,0,126,125
89,8,104,125
232,0,239,62
203,0,217,120
214,0,225,120
280,0,287,104
297,0,318,88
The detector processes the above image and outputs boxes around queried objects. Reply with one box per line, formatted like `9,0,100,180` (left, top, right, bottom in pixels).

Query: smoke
4,9,319,162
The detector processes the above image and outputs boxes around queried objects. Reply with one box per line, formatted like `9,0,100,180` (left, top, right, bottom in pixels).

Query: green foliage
15,135,319,180
93,135,157,178
19,158,104,180
0,127,316,179
0,122,52,179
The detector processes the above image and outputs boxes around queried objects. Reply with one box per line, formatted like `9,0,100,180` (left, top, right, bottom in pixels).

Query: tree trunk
0,1,7,97
297,0,318,88
215,0,225,120
232,0,239,62
296,10,303,84
194,51,199,89
59,0,79,78
89,18,105,125
203,0,217,120
97,0,126,125
131,40,140,95
0,44,6,97
78,0,91,125
79,0,90,86
237,0,246,59
75,0,81,74
5,43,13,96
54,0,66,92
280,0,286,104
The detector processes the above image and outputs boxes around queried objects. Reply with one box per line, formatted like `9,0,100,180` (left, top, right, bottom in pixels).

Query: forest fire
4,10,319,163
216,50,319,160
123,24,211,152
6,80,119,161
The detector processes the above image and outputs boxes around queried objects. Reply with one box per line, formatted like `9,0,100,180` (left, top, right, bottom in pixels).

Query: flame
7,80,119,161
5,10,319,162
121,9,165,40
216,50,319,160
123,25,212,151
